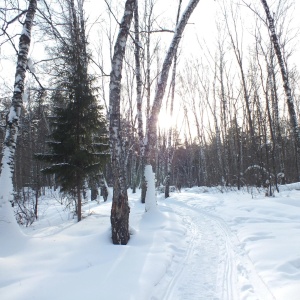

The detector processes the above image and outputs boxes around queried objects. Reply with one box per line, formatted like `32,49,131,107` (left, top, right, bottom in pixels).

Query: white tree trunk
260,0,300,154
109,0,134,245
145,0,200,163
144,0,200,209
165,0,182,199
145,165,156,212
133,0,147,202
0,0,37,241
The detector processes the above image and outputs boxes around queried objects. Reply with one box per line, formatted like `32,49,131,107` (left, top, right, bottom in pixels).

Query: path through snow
1,187,300,300
151,193,276,300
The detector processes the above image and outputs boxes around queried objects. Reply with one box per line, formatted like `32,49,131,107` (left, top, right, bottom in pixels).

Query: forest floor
1,185,300,300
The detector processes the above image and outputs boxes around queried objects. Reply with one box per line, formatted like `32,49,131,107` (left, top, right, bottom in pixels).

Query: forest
1,0,300,245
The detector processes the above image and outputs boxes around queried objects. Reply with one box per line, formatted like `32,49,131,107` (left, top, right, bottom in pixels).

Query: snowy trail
152,194,276,300
1,188,300,300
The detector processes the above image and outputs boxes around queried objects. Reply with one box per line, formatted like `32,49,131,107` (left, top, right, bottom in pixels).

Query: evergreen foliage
35,0,109,220
38,87,109,196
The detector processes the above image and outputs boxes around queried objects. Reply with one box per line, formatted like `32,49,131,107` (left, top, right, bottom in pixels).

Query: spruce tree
36,0,109,221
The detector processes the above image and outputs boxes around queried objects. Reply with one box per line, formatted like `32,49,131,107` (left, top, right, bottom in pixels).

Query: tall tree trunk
99,172,108,202
212,63,223,184
0,0,37,237
165,0,182,199
131,151,137,193
269,49,284,173
224,5,257,165
109,0,134,245
217,36,229,185
133,0,146,202
261,0,300,161
145,0,200,164
256,37,279,192
234,114,242,190
77,174,82,222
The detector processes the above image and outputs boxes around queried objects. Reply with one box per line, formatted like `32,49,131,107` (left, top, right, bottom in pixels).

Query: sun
158,110,172,131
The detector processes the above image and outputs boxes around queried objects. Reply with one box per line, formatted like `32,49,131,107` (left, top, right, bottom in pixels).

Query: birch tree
165,0,182,199
144,0,200,209
0,0,37,237
109,0,134,245
133,0,146,202
260,0,300,157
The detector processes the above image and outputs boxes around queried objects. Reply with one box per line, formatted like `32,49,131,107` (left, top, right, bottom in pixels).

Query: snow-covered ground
1,185,300,300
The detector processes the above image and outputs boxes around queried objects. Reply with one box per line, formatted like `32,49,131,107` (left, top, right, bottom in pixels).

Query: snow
14,86,21,93
7,107,17,123
22,91,29,102
15,74,22,84
145,164,157,212
27,58,35,73
0,147,24,251
1,185,300,299
21,26,30,38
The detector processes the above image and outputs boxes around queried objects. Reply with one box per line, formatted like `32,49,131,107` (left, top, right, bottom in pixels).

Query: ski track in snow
152,194,276,300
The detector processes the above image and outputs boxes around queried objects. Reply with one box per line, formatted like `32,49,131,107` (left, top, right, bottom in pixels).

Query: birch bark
145,0,200,207
165,0,182,199
260,0,300,155
143,0,200,209
109,0,134,244
145,0,201,165
133,0,147,202
0,0,37,235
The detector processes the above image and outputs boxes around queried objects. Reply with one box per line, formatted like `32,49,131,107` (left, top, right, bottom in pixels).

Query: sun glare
157,103,185,136
158,111,172,131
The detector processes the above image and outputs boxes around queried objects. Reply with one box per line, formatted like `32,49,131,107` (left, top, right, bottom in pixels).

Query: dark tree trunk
77,175,82,222
34,187,39,220
101,186,108,202
99,173,108,202
90,175,99,201
91,187,98,201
